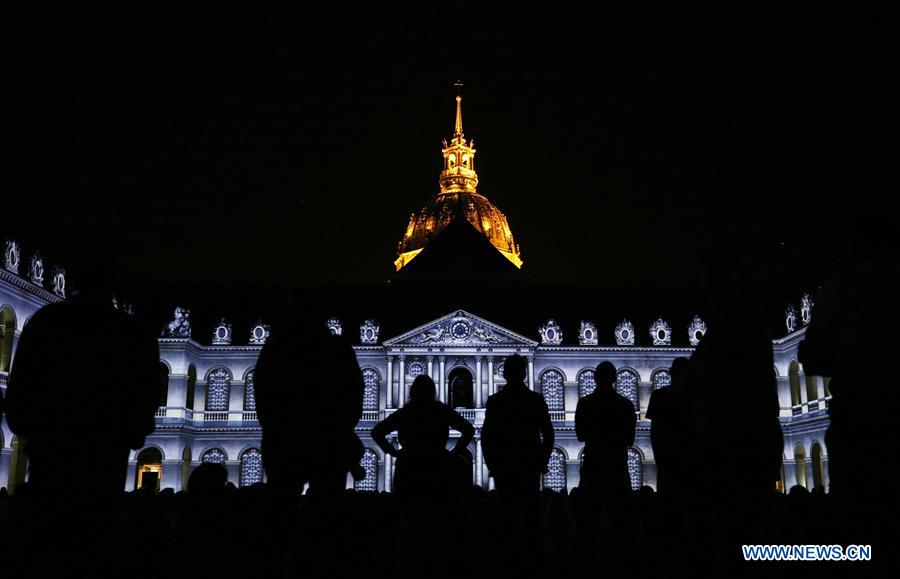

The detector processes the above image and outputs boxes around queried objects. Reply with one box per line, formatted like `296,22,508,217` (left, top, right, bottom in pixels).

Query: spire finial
453,80,463,137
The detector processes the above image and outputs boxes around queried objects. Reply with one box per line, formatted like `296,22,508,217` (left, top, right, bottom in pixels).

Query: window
206,368,231,412
541,369,565,411
652,369,671,390
543,448,567,492
244,370,256,411
788,361,801,408
240,448,263,487
577,369,596,398
627,448,642,491
407,361,425,378
616,369,639,409
362,368,380,411
201,448,227,464
354,448,378,492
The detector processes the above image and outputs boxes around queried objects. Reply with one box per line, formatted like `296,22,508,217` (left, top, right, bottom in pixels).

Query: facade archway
201,447,227,464
788,361,801,407
243,369,257,411
136,447,163,491
616,369,640,410
811,442,824,489
627,447,642,491
447,366,474,409
794,443,807,489
577,369,595,398
0,306,16,373
186,364,197,411
542,447,567,492
354,448,378,492
651,369,672,390
540,369,565,411
805,374,818,404
181,446,192,489
239,448,263,487
205,367,232,412
158,362,169,407
361,368,380,411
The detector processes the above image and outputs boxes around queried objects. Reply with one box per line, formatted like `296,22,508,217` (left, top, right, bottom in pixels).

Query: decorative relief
539,319,563,345
649,318,672,346
51,266,66,298
785,305,797,334
326,317,342,336
578,321,598,345
688,315,706,346
4,240,21,274
250,321,271,345
212,318,232,345
800,293,814,325
164,307,192,338
414,315,502,345
29,252,44,286
615,320,635,346
360,319,380,344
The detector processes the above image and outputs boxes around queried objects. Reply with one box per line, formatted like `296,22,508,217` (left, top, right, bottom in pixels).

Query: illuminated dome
394,89,523,271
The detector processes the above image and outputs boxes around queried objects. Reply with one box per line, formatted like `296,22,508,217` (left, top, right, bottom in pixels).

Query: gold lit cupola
394,85,523,271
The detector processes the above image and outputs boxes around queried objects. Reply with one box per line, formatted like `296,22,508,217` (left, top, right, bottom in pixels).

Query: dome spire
453,80,464,137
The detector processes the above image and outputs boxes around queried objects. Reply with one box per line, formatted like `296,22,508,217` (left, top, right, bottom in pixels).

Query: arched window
239,448,263,487
626,448,642,491
788,361,801,407
158,363,169,407
0,306,16,373
541,369,565,411
186,365,197,411
577,369,596,398
136,447,163,491
616,369,639,410
201,447,227,464
652,369,671,390
206,368,231,412
407,361,424,378
543,448,567,492
794,444,807,489
354,448,378,492
244,370,256,411
362,368,380,411
811,442,824,489
805,373,818,403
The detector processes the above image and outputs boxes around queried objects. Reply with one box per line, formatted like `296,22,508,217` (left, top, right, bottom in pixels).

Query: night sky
6,4,897,309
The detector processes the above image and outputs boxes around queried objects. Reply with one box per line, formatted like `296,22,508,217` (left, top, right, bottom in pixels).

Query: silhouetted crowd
0,241,897,578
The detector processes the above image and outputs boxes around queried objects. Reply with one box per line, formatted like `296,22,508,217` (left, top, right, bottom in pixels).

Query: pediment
383,309,537,347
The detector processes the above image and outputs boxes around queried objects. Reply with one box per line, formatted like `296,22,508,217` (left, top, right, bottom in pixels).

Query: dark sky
5,3,897,297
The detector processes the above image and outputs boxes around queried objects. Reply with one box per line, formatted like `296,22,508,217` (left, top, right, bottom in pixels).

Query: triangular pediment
383,309,538,347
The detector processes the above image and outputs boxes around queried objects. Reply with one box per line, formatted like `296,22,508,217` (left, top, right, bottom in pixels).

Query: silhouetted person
646,357,690,499
254,310,365,498
799,220,900,554
3,290,159,578
6,291,159,496
685,257,782,502
371,374,474,500
575,361,636,499
481,354,554,495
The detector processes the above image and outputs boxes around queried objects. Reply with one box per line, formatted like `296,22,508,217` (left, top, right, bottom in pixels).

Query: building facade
1,254,828,494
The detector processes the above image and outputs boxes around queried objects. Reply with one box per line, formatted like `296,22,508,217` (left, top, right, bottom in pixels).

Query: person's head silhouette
503,354,527,385
409,374,437,404
595,361,617,390
671,357,689,379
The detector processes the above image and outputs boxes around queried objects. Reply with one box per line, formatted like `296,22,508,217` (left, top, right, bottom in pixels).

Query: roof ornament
164,307,192,339
360,319,380,344
800,293,814,325
579,321,598,345
649,318,672,346
615,320,635,346
29,252,44,286
249,321,271,345
539,319,563,345
688,315,707,346
326,316,342,336
212,318,232,345
4,240,21,274
785,305,797,334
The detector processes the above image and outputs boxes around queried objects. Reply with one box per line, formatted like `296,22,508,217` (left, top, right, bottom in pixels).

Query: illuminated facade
1,252,830,493
394,91,522,271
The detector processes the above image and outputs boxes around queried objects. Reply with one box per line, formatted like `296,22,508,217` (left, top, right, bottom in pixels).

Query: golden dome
394,89,523,271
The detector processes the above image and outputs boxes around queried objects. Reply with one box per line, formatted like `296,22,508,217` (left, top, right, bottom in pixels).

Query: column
528,356,535,390
475,356,483,408
438,356,446,403
161,459,181,490
475,437,484,488
384,452,392,492
385,355,394,408
165,374,188,417
487,357,495,397
426,355,434,379
398,356,406,407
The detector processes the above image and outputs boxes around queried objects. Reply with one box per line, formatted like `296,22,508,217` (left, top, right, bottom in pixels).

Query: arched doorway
0,306,16,373
447,367,474,409
158,363,170,408
136,447,163,491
